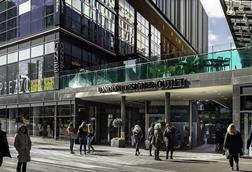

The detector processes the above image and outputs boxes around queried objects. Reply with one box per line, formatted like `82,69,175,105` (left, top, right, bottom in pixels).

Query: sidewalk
3,136,252,172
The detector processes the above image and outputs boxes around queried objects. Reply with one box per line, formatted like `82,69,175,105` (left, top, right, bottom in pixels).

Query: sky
200,0,235,50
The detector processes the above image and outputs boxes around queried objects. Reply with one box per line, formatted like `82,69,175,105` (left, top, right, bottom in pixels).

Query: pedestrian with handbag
224,123,243,171
78,122,88,155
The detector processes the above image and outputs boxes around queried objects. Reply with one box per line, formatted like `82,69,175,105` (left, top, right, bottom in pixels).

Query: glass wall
63,0,115,51
137,13,149,57
61,34,113,73
118,0,134,56
0,33,58,96
0,0,57,43
151,25,161,58
58,105,74,139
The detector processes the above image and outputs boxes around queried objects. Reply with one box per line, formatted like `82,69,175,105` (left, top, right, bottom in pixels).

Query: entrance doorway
241,113,252,156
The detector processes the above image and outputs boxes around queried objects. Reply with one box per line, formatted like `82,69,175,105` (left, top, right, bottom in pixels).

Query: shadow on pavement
171,159,216,164
239,171,252,172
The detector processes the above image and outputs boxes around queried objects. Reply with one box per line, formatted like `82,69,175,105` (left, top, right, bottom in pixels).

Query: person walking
67,122,76,154
132,125,143,156
78,122,88,155
14,125,32,172
87,123,95,153
224,123,243,171
0,121,11,167
152,123,163,160
163,123,176,159
147,123,155,156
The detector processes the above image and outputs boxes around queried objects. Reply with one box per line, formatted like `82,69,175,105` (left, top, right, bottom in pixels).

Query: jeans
80,136,87,154
16,162,27,172
229,153,239,168
70,138,75,152
87,136,95,152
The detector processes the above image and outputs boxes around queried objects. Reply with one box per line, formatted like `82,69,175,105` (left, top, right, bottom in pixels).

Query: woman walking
132,125,143,156
78,122,88,155
87,124,95,153
152,123,163,160
14,125,32,172
224,123,243,171
67,122,76,154
163,123,176,159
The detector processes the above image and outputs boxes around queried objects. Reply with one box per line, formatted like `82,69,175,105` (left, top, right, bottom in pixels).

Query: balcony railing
60,46,252,89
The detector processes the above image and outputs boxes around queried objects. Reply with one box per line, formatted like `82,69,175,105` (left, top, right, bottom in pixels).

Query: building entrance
241,113,252,156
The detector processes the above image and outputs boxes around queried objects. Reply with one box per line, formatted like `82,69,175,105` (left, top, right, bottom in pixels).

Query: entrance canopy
76,85,232,108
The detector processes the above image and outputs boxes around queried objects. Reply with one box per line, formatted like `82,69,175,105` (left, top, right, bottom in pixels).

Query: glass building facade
0,0,208,142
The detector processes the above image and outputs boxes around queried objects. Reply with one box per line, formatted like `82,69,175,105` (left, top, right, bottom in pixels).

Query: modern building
220,0,252,155
1,0,238,150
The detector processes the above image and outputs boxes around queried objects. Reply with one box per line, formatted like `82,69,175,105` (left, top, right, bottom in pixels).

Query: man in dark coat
164,124,176,159
0,122,11,167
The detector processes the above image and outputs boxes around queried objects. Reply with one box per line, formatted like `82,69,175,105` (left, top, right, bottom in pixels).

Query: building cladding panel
151,0,208,53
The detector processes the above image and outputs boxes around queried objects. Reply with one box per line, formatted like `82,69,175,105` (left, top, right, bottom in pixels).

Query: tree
112,118,123,138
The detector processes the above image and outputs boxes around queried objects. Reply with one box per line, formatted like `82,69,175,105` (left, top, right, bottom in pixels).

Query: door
241,113,252,156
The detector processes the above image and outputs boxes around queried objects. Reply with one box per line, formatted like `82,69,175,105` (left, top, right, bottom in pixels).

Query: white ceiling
78,85,233,107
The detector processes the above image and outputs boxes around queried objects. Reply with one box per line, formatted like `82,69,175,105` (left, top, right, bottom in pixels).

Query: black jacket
224,131,243,154
163,127,176,147
0,130,11,158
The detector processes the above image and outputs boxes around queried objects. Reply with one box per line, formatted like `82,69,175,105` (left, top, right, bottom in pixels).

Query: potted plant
110,118,125,147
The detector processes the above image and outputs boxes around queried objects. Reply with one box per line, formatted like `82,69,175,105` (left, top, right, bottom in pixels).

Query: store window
44,54,54,91
19,48,30,61
30,57,43,92
31,44,44,58
58,105,74,139
7,51,18,63
19,59,30,93
45,41,55,54
7,62,18,95
0,55,7,66
0,66,7,95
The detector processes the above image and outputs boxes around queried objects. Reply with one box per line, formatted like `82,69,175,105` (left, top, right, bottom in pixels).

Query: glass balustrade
61,46,252,89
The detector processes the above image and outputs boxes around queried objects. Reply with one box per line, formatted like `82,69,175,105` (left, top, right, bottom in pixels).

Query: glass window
31,19,43,33
65,0,71,5
7,7,18,19
72,0,81,12
19,0,31,16
19,59,30,93
0,12,6,23
7,62,18,95
0,1,7,13
44,54,54,91
7,18,17,30
31,44,44,58
19,22,30,36
6,28,17,40
7,51,18,63
45,41,55,54
19,48,30,61
0,65,7,95
44,15,54,27
30,57,43,92
0,55,6,66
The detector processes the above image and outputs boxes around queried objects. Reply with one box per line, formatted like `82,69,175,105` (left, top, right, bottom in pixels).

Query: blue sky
200,0,235,50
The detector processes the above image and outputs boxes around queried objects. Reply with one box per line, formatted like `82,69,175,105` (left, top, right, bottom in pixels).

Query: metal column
189,100,193,149
165,92,171,124
121,96,126,138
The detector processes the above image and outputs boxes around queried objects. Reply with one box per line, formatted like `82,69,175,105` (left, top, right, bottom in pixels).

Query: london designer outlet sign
98,78,189,93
